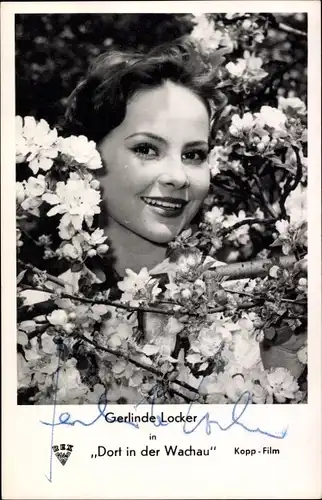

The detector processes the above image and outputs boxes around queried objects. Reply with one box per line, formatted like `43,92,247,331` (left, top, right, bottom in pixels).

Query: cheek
189,167,210,199
100,151,154,194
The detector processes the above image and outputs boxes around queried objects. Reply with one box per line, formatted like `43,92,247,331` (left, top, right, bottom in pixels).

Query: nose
157,159,190,189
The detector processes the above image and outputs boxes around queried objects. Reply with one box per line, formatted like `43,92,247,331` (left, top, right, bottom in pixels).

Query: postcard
1,1,321,498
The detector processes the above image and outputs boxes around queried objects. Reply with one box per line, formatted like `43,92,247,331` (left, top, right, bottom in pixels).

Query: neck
105,218,168,276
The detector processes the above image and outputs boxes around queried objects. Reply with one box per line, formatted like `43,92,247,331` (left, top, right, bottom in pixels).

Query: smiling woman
64,40,224,275
97,82,211,274
16,18,308,406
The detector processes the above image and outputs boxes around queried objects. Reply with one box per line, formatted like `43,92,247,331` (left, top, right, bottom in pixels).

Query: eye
182,149,208,165
131,143,159,159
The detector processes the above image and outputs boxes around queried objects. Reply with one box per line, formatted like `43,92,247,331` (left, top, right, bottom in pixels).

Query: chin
140,226,180,245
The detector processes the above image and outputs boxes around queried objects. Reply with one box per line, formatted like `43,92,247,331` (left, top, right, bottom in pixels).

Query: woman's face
98,80,211,244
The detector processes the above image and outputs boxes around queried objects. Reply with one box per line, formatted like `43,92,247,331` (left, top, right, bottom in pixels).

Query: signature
42,366,288,482
41,390,288,438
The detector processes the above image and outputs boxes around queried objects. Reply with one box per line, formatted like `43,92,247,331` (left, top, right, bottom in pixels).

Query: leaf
70,262,84,273
270,238,283,248
17,330,29,346
263,326,276,340
274,326,295,346
17,269,27,285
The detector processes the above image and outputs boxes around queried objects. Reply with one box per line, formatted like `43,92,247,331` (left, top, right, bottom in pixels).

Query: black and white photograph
15,11,309,406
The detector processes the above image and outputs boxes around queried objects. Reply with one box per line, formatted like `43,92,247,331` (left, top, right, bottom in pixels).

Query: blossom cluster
16,116,102,173
228,104,306,156
225,51,268,89
16,117,108,262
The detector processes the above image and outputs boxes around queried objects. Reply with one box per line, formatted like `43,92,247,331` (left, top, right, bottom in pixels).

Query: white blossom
118,267,161,305
204,206,225,226
24,174,47,198
255,106,287,132
226,52,267,83
16,116,58,173
229,112,255,136
47,309,69,326
278,96,306,117
42,175,101,231
285,184,307,225
58,135,102,170
264,367,299,403
191,15,235,52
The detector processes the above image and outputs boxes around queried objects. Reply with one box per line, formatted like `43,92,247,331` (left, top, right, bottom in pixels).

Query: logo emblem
52,444,74,466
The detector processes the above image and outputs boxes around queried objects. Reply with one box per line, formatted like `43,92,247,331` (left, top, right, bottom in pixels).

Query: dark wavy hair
64,37,228,145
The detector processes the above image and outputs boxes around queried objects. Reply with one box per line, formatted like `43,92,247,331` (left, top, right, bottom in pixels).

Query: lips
141,196,188,217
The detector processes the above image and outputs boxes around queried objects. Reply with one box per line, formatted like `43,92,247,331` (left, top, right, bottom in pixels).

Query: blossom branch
19,284,258,319
75,333,199,399
18,256,307,322
221,217,276,236
18,259,68,288
210,254,306,279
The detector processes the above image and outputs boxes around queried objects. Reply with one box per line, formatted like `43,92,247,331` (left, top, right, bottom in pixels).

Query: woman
64,39,226,278
18,38,306,404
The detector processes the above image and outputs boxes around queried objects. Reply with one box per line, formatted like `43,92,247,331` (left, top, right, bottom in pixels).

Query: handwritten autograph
41,364,288,482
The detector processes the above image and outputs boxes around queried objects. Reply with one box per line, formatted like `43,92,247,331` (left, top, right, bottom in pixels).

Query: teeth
142,197,184,209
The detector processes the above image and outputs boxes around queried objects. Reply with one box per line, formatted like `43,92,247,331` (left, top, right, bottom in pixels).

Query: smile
141,196,188,217
141,196,187,209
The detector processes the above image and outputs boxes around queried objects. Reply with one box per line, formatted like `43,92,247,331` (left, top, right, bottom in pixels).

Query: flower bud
87,249,97,258
242,19,252,30
47,309,68,326
257,142,265,152
261,135,270,145
62,243,82,260
97,244,109,255
68,312,77,321
63,322,75,334
90,179,100,190
269,265,281,279
181,289,192,299
253,318,264,328
256,330,265,343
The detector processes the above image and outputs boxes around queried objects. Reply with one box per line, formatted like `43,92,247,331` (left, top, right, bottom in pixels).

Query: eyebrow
125,132,209,149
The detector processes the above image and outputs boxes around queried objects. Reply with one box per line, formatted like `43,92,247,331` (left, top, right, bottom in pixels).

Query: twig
17,299,58,322
75,334,199,396
278,22,307,38
18,260,67,288
222,287,307,305
221,217,276,236
253,175,279,218
209,254,305,279
292,147,304,187
222,288,254,298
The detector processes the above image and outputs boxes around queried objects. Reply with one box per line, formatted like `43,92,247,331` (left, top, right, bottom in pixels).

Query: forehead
121,81,210,139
